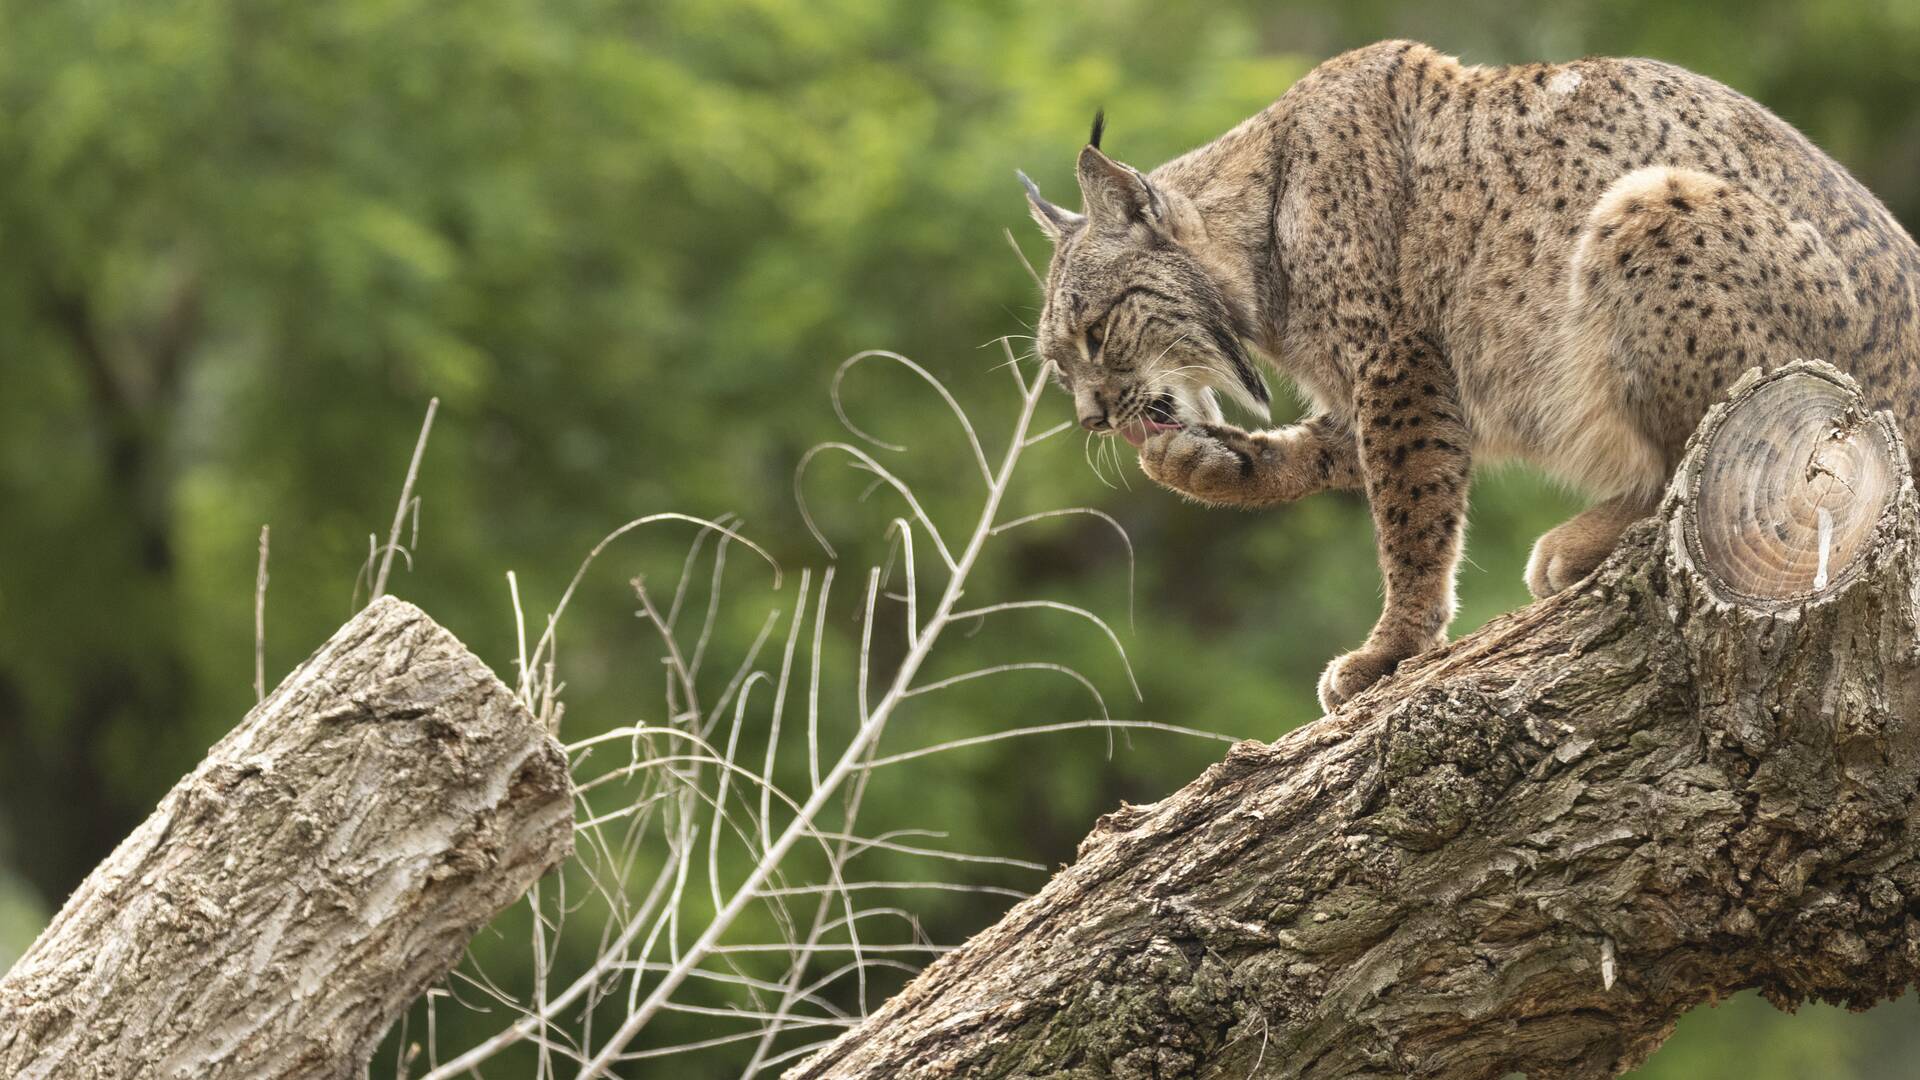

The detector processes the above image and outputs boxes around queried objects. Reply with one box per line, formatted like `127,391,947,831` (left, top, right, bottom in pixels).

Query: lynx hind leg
1570,166,1859,465
1525,494,1656,599
1532,167,1864,599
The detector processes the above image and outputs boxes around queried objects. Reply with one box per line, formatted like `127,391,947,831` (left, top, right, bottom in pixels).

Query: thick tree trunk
795,362,1920,1080
0,597,573,1080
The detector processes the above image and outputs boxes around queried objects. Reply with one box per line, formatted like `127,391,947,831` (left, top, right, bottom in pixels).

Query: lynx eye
1084,321,1106,357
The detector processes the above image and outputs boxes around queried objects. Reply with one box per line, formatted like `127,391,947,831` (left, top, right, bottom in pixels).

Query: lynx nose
1076,390,1111,431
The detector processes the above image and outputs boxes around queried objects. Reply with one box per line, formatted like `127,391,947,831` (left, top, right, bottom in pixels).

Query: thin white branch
703,942,956,955
254,524,270,701
1023,419,1075,447
755,881,1029,900
763,568,812,853
904,662,1110,721
509,571,531,707
525,513,781,684
946,599,1142,700
372,396,437,601
793,442,958,570
805,565,837,793
885,518,920,649
866,719,1240,769
832,349,993,487
807,831,1047,871
991,506,1137,627
857,567,880,729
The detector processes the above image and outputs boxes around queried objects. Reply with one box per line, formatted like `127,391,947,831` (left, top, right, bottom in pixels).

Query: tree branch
794,362,1920,1080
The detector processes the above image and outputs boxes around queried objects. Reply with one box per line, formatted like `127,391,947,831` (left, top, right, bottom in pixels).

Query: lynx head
1019,112,1270,445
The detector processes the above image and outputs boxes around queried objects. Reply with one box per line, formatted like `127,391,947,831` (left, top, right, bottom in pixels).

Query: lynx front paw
1316,646,1402,713
1138,424,1262,505
1316,633,1445,713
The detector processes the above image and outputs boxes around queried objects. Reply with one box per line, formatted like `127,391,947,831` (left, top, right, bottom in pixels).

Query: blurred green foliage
3,0,1918,1074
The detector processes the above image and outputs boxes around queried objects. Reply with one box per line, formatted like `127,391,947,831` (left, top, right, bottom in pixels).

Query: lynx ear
1076,143,1163,228
1018,170,1083,241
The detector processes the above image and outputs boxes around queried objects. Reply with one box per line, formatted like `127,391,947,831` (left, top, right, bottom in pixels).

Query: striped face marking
1039,242,1270,428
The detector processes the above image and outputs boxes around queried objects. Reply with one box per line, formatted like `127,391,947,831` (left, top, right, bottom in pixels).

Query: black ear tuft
1089,109,1106,150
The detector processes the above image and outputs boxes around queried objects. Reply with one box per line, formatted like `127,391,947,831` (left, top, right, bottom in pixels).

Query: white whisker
1082,430,1118,489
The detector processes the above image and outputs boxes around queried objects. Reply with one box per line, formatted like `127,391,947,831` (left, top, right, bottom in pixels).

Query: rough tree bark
0,596,573,1079
796,362,1920,1080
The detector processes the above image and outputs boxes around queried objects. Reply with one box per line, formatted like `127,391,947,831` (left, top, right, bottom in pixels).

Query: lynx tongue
1118,419,1183,448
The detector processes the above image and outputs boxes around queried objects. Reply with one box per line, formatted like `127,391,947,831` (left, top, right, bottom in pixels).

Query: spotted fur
1021,41,1920,711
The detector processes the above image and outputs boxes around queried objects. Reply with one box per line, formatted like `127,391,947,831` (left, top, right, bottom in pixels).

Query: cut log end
1682,363,1901,605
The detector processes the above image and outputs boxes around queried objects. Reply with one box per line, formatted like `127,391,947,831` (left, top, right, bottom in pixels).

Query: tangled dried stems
333,350,1229,1077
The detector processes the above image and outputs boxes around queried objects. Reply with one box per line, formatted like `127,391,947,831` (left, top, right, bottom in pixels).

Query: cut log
793,361,1920,1080
1683,363,1896,605
0,596,573,1080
